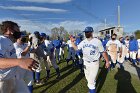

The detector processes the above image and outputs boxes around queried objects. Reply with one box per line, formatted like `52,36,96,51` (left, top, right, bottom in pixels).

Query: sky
0,0,140,34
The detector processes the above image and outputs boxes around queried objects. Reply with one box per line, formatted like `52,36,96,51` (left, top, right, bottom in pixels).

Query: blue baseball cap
83,27,94,32
40,33,46,37
20,32,27,37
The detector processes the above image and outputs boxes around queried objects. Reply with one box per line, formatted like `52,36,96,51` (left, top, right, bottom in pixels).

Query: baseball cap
40,33,46,37
34,31,40,35
83,27,94,32
20,32,27,37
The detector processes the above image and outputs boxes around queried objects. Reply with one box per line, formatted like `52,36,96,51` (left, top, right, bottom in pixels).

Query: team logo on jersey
90,50,95,55
83,44,96,49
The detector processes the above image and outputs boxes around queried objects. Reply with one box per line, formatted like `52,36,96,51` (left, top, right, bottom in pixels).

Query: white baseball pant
125,48,130,58
84,61,99,89
108,51,117,63
44,53,58,70
130,51,137,60
117,45,127,63
137,49,140,59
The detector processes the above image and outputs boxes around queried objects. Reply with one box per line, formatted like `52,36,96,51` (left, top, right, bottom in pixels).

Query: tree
51,27,59,39
134,30,140,39
51,26,68,40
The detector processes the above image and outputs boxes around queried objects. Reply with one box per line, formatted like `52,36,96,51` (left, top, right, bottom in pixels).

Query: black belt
87,60,98,63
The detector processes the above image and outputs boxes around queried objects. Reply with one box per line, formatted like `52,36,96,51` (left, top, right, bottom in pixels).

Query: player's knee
88,82,96,89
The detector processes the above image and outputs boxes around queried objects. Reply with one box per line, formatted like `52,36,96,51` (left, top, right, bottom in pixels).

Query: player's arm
98,40,110,68
70,37,78,50
21,46,31,56
22,39,32,56
71,42,78,50
0,58,38,70
106,46,109,51
118,41,122,57
135,40,139,52
102,52,110,68
106,41,110,51
119,47,122,57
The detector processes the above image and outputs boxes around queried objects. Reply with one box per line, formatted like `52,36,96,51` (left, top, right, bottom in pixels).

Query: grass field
33,55,140,93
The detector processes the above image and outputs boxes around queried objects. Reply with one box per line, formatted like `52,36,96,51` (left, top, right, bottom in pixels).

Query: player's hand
18,58,39,71
119,53,122,58
105,62,110,68
29,37,33,45
27,37,33,47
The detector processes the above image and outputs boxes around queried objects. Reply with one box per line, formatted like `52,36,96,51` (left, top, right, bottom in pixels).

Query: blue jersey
102,39,108,50
75,38,81,45
40,42,48,52
75,38,83,56
0,35,17,80
49,42,55,52
52,40,62,49
129,39,138,51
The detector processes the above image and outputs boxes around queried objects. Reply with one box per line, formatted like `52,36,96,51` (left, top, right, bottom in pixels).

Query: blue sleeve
60,40,62,45
136,40,139,51
41,43,48,53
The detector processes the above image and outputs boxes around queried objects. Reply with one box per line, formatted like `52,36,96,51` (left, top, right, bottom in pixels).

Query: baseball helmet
40,33,46,37
78,33,83,37
34,31,40,35
20,32,27,37
83,27,94,32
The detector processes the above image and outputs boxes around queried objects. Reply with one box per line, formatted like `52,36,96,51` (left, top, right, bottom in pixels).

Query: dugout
99,26,123,38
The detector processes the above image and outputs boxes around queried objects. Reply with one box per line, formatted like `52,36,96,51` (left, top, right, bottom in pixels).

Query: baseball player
75,33,84,73
52,36,62,63
70,27,110,93
29,31,45,85
102,35,110,50
117,37,127,69
106,34,122,69
40,33,60,80
124,36,130,61
0,21,38,93
14,32,34,93
66,35,76,65
60,38,66,59
137,38,140,64
129,35,138,65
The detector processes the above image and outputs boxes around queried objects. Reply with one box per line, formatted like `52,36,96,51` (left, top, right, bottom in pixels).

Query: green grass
33,51,140,93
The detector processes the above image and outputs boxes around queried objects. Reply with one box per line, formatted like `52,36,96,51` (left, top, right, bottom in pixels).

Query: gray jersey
0,35,17,80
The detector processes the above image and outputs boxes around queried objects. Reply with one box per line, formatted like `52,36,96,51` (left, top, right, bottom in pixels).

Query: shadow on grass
96,63,108,93
41,60,71,80
114,68,137,93
34,64,75,89
133,65,140,80
58,73,84,93
40,68,78,93
34,64,79,93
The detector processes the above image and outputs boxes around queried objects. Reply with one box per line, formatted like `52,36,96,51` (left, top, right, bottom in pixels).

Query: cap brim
83,31,93,32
